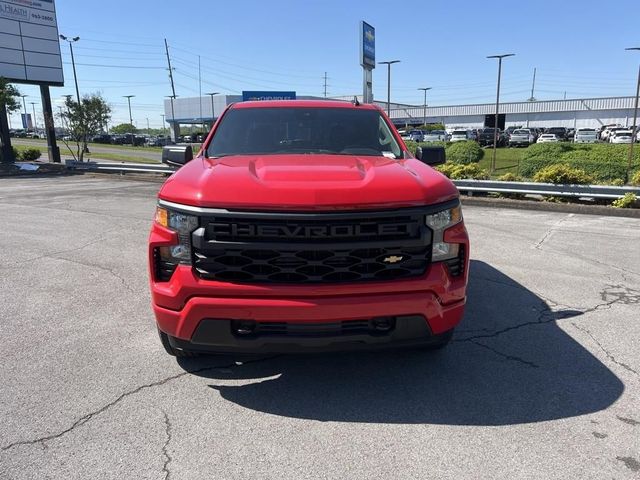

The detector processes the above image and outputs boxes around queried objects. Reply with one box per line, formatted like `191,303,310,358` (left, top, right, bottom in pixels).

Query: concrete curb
461,195,640,218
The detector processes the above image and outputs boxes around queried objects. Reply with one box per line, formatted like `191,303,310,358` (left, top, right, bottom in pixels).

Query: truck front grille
190,207,438,284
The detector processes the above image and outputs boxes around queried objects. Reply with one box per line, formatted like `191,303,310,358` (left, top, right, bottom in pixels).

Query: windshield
452,130,467,135
427,130,445,135
207,107,402,159
513,130,529,134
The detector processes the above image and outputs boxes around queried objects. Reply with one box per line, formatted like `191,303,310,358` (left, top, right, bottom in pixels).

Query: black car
91,134,112,144
545,127,568,141
477,128,506,147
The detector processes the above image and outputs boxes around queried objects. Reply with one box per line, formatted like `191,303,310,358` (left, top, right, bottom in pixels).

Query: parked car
422,130,448,142
508,129,535,147
408,130,424,142
566,128,575,141
610,131,634,144
449,130,470,143
608,127,630,143
545,127,568,141
477,128,506,147
537,134,559,143
91,134,112,144
574,128,598,143
599,124,622,142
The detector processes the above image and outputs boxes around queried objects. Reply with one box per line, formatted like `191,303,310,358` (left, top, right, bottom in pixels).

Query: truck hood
159,154,459,211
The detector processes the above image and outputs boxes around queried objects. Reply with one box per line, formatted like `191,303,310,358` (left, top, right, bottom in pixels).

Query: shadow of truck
179,260,623,426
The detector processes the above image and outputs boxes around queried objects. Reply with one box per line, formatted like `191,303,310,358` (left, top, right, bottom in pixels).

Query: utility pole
487,53,515,173
123,95,134,126
146,117,150,136
378,60,400,117
625,47,640,182
165,95,177,141
323,72,328,98
161,114,166,136
528,67,537,101
20,95,28,129
418,87,431,127
164,38,177,99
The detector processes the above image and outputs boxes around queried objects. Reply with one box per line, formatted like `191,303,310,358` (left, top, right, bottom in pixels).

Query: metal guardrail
65,161,639,200
453,180,640,199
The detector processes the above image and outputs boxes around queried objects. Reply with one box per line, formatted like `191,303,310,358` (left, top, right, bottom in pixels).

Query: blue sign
360,21,375,68
242,91,296,101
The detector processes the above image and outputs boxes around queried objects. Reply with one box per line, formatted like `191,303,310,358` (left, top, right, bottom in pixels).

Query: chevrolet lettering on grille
210,222,410,239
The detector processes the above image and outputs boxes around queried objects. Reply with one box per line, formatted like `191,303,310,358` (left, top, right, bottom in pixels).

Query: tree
0,77,21,163
60,93,111,162
110,123,137,134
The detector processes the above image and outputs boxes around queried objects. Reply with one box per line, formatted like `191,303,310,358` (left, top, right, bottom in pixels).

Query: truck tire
158,328,199,357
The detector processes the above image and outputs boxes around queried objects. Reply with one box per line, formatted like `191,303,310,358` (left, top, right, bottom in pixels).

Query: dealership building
164,94,638,139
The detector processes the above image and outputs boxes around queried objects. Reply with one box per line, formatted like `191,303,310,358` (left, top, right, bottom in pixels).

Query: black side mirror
415,146,446,166
162,145,193,166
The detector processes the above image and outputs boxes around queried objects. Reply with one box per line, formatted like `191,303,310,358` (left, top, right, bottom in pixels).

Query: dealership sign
360,21,375,68
242,91,297,101
0,0,63,85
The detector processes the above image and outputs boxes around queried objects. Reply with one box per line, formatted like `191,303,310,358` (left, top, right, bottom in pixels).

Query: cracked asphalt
1,176,639,479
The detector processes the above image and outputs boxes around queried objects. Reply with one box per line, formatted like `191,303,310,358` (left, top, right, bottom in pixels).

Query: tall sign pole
360,21,375,103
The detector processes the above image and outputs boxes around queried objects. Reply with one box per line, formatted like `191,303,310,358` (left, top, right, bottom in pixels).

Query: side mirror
415,146,446,166
162,145,193,166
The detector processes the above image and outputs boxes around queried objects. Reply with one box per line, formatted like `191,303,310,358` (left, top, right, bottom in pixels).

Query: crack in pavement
0,356,278,453
161,410,172,480
50,256,137,294
467,339,540,368
572,322,638,377
454,284,638,368
533,214,574,250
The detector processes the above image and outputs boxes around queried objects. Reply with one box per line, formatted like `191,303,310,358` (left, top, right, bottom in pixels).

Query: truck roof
232,100,380,110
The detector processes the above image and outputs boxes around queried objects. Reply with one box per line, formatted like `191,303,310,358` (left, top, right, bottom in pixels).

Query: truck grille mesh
191,208,434,284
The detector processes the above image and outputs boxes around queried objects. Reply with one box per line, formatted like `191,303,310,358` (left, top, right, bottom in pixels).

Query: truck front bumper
151,261,467,353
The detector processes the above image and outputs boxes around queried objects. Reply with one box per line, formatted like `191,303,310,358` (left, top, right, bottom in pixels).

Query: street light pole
378,60,400,117
487,53,515,173
30,102,38,132
59,35,81,105
626,47,640,182
418,87,432,127
161,114,166,136
206,92,219,129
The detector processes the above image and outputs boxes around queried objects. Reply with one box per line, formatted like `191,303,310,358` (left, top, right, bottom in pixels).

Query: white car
607,127,629,143
537,134,559,143
449,130,470,142
574,128,598,143
422,130,448,142
610,131,634,144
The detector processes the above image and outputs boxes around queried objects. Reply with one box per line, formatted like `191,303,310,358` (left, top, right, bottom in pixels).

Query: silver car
422,130,448,142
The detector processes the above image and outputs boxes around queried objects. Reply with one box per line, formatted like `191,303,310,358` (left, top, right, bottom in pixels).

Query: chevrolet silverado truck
150,100,470,356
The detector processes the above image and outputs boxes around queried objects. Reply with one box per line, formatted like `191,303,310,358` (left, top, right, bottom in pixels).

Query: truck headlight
426,205,462,261
155,206,198,263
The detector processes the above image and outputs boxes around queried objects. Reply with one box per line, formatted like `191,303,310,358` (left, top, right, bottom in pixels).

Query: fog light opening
232,320,257,336
371,316,395,332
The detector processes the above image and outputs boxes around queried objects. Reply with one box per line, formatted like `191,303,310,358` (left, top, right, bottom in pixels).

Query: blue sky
9,0,640,129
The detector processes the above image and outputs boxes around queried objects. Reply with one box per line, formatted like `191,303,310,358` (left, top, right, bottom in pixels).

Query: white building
388,96,638,130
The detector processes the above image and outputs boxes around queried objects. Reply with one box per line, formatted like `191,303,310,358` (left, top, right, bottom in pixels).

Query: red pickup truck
149,100,469,356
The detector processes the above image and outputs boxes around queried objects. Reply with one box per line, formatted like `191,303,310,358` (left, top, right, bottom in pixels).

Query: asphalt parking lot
1,175,639,479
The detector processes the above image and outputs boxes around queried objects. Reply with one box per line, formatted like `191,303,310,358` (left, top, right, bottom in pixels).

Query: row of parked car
400,125,640,147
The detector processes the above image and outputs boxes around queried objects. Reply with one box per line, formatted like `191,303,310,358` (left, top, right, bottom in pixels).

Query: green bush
446,141,484,164
416,123,445,131
630,170,640,186
18,148,42,161
520,143,640,183
497,172,522,182
612,193,637,208
533,163,594,184
437,163,490,180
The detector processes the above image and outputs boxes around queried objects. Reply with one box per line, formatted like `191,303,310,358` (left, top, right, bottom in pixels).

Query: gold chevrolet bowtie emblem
383,255,404,264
